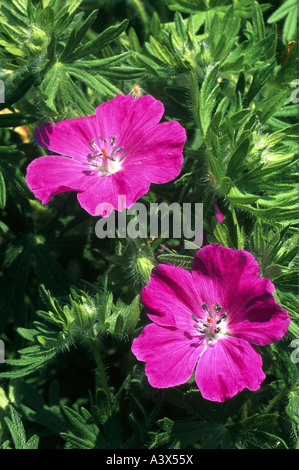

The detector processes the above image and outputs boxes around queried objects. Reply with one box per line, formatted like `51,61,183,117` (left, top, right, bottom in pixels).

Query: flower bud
22,41,42,56
135,256,154,285
30,26,47,46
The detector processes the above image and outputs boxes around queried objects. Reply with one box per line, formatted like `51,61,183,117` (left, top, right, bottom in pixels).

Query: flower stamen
87,136,125,175
191,302,229,340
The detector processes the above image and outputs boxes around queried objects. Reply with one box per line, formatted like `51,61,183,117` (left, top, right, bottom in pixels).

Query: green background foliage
0,0,298,450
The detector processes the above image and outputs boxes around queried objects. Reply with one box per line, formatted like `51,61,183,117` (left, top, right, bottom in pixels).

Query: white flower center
87,136,124,176
191,302,229,343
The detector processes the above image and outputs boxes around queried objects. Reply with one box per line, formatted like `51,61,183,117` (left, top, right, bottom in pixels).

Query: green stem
241,402,248,420
88,338,112,408
263,388,289,414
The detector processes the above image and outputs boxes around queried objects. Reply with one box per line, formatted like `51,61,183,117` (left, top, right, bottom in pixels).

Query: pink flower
26,94,186,216
131,244,290,402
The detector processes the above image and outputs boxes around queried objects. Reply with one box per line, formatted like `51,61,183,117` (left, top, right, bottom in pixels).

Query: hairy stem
88,338,112,408
263,388,289,414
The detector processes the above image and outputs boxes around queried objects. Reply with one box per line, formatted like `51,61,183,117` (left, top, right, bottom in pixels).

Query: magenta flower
26,94,186,216
132,244,290,402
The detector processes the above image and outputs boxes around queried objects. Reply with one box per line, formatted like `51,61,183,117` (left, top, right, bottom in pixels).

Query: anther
89,139,98,151
99,136,107,143
111,146,124,157
202,302,208,311
220,313,227,319
191,314,199,323
88,152,102,158
214,327,221,334
214,303,222,313
110,136,116,146
197,328,207,334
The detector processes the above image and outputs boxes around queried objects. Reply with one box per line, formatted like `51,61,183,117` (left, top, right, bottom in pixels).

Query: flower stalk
88,338,112,409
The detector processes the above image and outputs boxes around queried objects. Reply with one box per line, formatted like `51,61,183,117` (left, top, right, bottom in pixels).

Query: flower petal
34,115,97,161
95,94,164,150
77,169,151,216
191,244,260,313
123,121,186,184
191,244,290,345
26,156,94,204
141,264,205,329
228,293,290,345
132,323,205,388
195,336,265,402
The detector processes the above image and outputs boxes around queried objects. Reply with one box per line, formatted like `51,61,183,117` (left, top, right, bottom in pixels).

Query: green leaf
149,35,175,68
230,413,288,449
59,9,99,61
225,185,259,204
40,63,63,113
166,0,209,14
71,52,131,70
0,112,37,127
16,380,70,435
243,61,275,107
190,64,220,137
267,0,297,22
63,65,121,96
5,405,39,449
0,348,57,379
123,295,140,334
0,171,6,209
0,75,34,111
5,405,27,449
66,19,129,61
61,405,107,449
255,91,289,124
212,222,232,248
60,432,95,449
128,27,142,53
157,253,193,270
209,7,240,62
252,1,265,42
150,11,162,37
35,5,54,33
267,0,297,42
226,137,251,179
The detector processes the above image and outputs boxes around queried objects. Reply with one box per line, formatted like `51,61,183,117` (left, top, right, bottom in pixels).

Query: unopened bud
31,26,47,46
22,41,42,56
135,256,154,284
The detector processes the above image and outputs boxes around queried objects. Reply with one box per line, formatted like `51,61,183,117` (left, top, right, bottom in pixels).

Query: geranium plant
0,0,298,452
